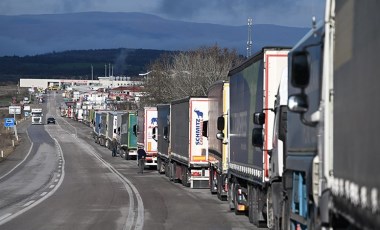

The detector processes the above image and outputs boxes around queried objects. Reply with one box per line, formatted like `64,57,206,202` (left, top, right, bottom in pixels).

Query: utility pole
247,17,253,58
91,65,94,81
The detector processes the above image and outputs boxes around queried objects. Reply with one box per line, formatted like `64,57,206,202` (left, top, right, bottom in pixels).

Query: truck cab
31,108,43,125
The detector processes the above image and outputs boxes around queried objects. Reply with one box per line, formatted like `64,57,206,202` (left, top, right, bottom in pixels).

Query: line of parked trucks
63,1,379,229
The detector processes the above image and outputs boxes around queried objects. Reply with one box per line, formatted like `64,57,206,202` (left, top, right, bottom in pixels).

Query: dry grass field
0,84,28,161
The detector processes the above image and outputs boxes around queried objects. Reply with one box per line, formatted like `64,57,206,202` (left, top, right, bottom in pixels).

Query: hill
0,12,308,56
0,48,175,82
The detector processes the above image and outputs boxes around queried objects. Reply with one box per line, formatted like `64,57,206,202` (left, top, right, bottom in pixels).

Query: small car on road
47,117,56,124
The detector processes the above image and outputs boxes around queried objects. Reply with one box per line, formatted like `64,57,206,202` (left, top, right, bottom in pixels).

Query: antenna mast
247,17,253,58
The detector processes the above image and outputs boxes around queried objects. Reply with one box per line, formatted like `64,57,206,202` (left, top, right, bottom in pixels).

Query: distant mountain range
0,12,309,56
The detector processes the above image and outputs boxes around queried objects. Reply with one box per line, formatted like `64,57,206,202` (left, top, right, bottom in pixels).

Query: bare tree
141,45,243,105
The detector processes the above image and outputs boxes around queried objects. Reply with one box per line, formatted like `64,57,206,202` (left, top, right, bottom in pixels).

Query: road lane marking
80,141,144,230
0,139,65,226
49,185,55,189
40,192,48,197
23,200,35,207
0,214,12,222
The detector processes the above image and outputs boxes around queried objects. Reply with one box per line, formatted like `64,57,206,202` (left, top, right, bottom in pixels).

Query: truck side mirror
291,52,310,88
253,112,265,125
288,94,308,113
163,126,169,141
202,120,208,137
133,124,138,136
217,116,224,131
152,126,158,141
252,128,264,148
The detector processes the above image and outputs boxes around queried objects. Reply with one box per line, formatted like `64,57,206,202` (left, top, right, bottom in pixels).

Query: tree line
0,48,175,82
141,45,244,106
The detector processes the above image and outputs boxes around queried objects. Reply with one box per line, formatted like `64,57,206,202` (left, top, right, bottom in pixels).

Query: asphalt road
0,92,260,230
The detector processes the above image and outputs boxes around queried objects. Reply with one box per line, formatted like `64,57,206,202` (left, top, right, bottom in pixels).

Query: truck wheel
282,188,291,230
169,162,175,181
157,158,162,173
165,163,170,178
248,184,257,224
125,150,130,160
209,167,217,194
267,186,275,229
217,174,227,201
228,181,235,211
172,162,179,183
181,166,190,187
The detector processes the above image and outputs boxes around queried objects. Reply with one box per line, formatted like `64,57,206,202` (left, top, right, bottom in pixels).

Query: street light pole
12,108,18,141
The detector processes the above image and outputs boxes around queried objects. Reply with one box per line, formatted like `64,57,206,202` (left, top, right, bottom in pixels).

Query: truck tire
125,150,130,160
228,181,236,211
172,162,179,183
181,166,190,187
209,167,217,194
165,163,170,178
157,158,162,173
217,174,227,201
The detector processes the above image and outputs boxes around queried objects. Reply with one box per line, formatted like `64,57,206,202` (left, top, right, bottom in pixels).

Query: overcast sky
0,0,325,28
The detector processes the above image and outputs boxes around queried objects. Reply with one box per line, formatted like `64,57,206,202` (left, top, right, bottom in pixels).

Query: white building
19,76,143,89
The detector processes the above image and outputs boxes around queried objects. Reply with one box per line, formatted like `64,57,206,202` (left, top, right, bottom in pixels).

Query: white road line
57,174,61,178
80,141,144,230
0,139,66,226
54,179,59,183
0,214,12,222
49,185,55,189
23,200,35,207
40,192,48,197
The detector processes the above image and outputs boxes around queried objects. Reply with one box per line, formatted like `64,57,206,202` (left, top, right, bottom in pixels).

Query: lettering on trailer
194,109,204,145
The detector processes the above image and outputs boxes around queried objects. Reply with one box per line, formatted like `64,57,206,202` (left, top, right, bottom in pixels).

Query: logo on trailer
194,109,204,145
151,117,158,125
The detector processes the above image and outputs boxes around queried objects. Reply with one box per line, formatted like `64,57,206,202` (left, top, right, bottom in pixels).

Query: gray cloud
155,0,324,27
0,0,324,27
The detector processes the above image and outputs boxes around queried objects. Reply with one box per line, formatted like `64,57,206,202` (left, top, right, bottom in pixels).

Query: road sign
4,118,15,127
9,106,21,115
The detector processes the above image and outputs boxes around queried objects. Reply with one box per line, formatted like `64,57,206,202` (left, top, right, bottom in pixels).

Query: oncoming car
47,117,56,124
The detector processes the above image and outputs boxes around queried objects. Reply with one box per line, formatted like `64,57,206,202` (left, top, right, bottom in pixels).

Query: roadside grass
0,84,28,161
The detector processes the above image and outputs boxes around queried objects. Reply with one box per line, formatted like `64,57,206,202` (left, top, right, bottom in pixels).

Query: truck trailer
227,47,289,226
169,97,209,188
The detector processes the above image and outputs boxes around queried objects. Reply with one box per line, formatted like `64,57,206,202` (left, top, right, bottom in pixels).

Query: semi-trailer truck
227,47,289,227
169,97,209,188
155,104,170,174
287,0,380,228
119,111,138,160
136,107,158,167
206,81,230,200
31,108,43,125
